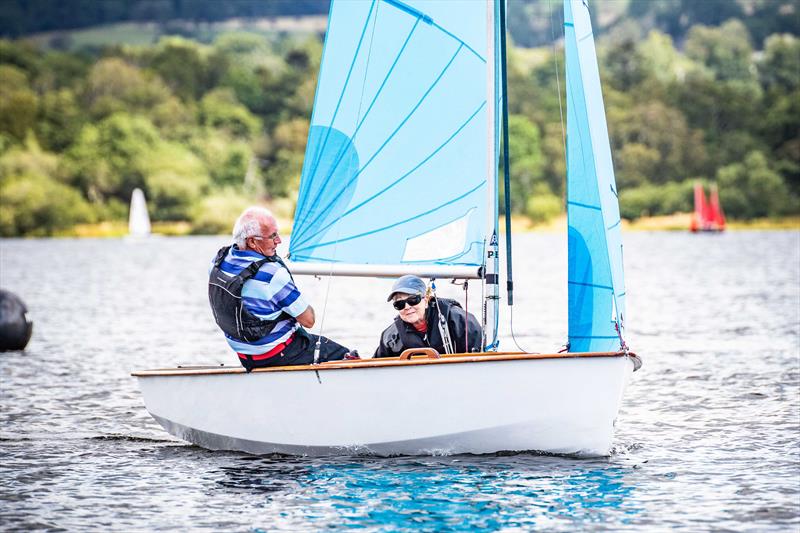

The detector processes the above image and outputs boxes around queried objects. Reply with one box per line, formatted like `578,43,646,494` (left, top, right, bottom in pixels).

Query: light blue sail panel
564,0,627,352
290,0,489,266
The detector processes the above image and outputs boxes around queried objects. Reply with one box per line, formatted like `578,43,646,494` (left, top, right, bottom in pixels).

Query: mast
483,0,500,350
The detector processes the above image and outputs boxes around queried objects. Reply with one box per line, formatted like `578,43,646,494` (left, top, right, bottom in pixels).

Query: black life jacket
208,245,291,342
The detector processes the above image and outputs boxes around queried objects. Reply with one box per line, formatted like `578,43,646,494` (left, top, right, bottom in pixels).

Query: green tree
759,34,800,93
198,88,261,139
0,134,58,183
36,88,83,151
615,143,660,189
685,20,754,82
191,131,253,187
141,142,210,220
261,117,308,197
85,57,172,119
64,112,160,202
717,150,795,218
609,100,707,183
0,65,38,142
501,114,545,214
0,173,93,236
146,37,211,100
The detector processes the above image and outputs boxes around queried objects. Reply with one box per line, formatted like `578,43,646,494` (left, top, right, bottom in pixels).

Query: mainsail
290,0,493,269
564,0,627,352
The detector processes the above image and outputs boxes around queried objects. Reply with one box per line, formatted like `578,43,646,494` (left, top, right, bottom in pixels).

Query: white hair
232,206,274,248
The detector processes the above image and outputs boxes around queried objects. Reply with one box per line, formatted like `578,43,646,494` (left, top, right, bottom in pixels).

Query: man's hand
296,305,315,328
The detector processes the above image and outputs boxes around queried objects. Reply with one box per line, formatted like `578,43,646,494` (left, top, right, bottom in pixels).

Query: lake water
1,231,798,531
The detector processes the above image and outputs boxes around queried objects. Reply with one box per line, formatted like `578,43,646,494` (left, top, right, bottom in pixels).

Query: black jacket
374,298,483,358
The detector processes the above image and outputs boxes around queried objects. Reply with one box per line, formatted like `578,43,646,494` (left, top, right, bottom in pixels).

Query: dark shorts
242,328,350,371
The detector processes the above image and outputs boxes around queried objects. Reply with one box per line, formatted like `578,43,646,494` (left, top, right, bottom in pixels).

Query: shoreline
12,213,800,239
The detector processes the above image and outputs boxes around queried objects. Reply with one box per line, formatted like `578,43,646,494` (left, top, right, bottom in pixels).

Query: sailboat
128,187,152,238
690,181,725,232
133,0,641,457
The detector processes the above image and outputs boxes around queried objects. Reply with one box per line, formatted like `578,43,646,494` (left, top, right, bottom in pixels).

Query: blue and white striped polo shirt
211,245,309,355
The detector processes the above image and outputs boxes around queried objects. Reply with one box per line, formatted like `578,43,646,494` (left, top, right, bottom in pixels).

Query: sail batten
291,0,491,268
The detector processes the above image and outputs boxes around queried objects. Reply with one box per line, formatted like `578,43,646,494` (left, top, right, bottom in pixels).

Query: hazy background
0,0,798,237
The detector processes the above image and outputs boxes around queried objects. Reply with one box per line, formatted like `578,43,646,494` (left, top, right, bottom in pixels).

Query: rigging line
296,0,377,229
292,43,466,247
292,182,486,254
509,303,537,354
356,2,380,127
293,18,422,245
295,101,486,248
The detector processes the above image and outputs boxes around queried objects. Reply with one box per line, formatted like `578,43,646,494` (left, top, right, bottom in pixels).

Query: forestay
290,0,490,268
564,0,627,352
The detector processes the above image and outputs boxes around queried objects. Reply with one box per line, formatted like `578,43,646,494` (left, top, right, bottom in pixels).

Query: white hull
135,353,638,457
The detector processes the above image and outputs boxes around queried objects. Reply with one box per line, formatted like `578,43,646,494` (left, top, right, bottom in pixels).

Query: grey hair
232,206,274,248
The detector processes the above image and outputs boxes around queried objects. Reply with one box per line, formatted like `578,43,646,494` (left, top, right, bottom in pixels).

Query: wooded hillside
0,0,797,236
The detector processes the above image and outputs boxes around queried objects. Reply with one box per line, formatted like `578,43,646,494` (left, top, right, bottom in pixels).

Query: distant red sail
709,184,726,230
691,182,724,232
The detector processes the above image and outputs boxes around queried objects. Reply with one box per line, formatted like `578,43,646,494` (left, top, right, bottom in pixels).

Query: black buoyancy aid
208,245,291,342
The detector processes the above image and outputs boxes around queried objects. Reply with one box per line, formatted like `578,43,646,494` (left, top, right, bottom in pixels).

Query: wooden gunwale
131,351,631,377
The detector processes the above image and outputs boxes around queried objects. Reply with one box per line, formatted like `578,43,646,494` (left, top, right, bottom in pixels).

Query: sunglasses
393,294,423,310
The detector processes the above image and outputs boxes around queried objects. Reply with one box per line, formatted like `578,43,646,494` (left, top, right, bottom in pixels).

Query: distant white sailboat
128,188,151,238
134,0,641,457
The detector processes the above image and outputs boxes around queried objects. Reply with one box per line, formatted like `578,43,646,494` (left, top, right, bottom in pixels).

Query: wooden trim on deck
131,351,634,378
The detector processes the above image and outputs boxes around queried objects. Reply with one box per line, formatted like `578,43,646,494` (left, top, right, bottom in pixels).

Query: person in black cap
374,275,483,358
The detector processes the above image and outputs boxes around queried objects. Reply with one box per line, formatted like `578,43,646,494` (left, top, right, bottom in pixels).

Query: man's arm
295,305,315,328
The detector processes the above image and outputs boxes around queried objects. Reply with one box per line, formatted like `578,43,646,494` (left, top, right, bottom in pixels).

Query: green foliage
500,114,545,214
85,58,171,119
0,4,797,235
36,88,83,151
0,173,94,236
619,181,695,220
615,143,660,189
0,65,38,142
261,118,309,197
685,20,755,82
199,88,261,139
716,151,796,218
0,135,59,183
141,142,210,220
759,34,800,93
609,100,707,183
146,37,211,100
525,184,562,224
191,131,253,187
64,112,160,202
189,189,252,235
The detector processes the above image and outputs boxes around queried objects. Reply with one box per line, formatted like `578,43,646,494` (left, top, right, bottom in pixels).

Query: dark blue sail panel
290,0,489,266
565,0,627,352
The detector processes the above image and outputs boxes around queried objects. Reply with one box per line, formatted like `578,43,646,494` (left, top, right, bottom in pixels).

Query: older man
208,206,354,370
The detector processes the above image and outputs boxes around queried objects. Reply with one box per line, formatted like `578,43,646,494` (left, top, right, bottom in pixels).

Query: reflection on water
1,231,798,531
215,454,636,530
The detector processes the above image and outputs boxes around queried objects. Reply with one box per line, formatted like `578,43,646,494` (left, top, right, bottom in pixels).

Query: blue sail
564,0,627,352
290,0,490,267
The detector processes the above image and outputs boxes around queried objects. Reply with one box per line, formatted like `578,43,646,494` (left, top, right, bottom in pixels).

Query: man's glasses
252,231,279,242
392,294,423,310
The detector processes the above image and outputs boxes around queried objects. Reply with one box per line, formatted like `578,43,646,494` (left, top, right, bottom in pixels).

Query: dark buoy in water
0,289,33,351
